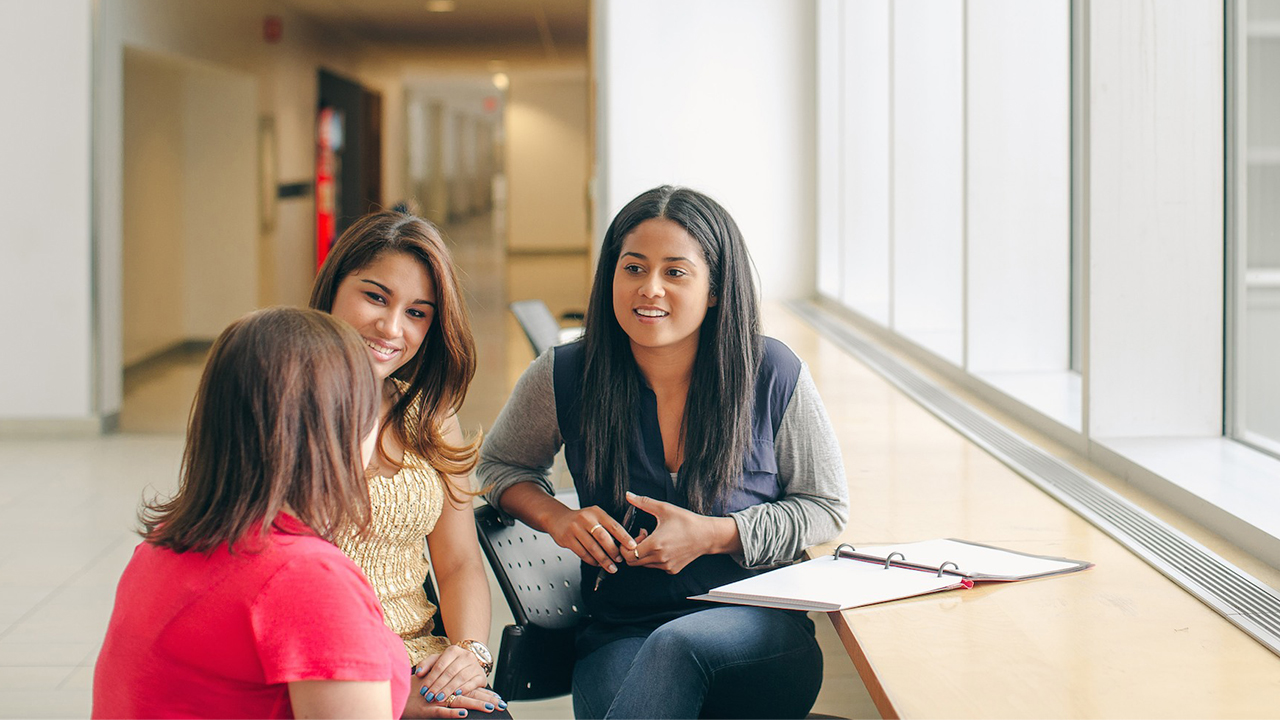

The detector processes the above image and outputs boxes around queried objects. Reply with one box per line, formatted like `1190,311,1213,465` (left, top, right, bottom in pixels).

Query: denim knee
642,622,705,667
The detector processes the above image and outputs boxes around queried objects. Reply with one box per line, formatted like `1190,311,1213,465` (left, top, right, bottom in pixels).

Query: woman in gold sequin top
311,212,507,719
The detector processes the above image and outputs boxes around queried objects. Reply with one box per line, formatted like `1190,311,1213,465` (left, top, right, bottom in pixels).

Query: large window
1231,0,1280,458
816,0,1073,427
817,0,1280,567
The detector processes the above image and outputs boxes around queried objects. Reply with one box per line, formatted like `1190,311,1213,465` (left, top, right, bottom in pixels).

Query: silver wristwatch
457,639,494,675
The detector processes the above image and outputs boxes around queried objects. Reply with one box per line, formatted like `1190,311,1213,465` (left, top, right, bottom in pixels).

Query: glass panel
841,0,891,325
1247,40,1280,152
1232,0,1280,455
891,0,964,364
1246,164,1280,269
1243,287,1280,448
1248,0,1280,23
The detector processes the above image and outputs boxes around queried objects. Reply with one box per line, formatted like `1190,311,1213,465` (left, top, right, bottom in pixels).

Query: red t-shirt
93,514,409,719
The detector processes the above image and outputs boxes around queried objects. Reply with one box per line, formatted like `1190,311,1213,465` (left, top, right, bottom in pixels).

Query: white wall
1087,0,1224,438
180,60,258,341
596,0,817,301
0,0,95,424
815,0,843,302
507,70,589,252
122,51,186,365
121,49,258,366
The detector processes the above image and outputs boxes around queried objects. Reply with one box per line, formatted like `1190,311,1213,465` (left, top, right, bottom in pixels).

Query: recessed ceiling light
492,73,509,90
425,0,456,12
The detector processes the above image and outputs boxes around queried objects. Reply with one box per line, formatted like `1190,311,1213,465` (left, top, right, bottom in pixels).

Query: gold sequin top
336,449,452,666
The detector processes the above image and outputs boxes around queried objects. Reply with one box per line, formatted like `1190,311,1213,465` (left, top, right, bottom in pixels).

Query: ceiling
279,0,589,52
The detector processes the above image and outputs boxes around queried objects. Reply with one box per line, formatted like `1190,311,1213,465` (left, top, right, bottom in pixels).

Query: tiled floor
0,434,184,716
0,211,875,718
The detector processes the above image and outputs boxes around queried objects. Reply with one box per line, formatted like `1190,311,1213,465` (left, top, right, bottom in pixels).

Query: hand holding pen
593,505,638,591
544,500,639,581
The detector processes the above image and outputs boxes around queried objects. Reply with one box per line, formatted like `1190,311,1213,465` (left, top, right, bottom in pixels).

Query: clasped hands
406,646,505,718
547,491,728,575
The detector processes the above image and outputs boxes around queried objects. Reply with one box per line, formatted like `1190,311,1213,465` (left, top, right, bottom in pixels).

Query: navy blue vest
553,337,801,628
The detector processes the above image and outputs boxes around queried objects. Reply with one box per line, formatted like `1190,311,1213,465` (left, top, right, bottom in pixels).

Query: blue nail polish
498,702,507,710
437,692,448,702
485,703,494,710
455,689,463,695
457,711,467,717
419,687,429,697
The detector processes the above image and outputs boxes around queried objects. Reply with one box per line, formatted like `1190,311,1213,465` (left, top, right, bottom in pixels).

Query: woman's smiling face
612,218,716,356
329,250,437,383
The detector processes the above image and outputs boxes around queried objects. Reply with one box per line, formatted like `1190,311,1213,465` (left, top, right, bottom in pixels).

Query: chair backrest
509,299,563,357
475,490,585,700
475,500,585,630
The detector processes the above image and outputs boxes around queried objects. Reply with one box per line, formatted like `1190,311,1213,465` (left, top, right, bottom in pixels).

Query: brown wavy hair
309,211,480,504
141,307,380,554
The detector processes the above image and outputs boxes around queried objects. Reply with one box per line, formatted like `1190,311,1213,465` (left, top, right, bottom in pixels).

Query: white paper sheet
692,554,965,612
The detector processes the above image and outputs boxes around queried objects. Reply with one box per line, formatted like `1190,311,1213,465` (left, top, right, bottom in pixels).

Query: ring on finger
444,694,456,707
588,523,604,534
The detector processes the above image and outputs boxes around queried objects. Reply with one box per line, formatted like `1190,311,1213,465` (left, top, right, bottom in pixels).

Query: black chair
508,299,562,357
474,491,585,701
509,299,583,357
473,500,847,717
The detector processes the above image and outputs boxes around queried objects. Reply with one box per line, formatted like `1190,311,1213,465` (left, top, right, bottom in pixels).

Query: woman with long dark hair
479,186,849,718
94,308,406,718
310,212,507,718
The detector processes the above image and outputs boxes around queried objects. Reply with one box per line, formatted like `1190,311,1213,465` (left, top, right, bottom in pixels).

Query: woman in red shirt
93,308,416,719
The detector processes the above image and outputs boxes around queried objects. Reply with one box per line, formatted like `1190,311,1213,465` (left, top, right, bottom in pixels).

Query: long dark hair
581,186,761,514
142,308,379,554
310,211,480,503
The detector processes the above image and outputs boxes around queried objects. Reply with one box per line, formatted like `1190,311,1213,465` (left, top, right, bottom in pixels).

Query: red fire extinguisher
315,107,343,268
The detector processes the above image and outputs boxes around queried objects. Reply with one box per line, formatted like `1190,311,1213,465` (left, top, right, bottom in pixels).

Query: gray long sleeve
479,349,562,514
729,364,849,568
478,352,850,567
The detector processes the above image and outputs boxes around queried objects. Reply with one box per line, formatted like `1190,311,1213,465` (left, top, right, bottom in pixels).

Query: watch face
463,640,493,670
468,638,491,661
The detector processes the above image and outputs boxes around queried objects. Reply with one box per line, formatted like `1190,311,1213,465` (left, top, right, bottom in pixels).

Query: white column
0,0,100,433
596,0,817,301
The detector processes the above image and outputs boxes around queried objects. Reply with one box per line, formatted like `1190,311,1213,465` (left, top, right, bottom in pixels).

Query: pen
592,504,636,592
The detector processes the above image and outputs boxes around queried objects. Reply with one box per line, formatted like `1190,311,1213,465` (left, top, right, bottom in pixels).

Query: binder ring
937,561,959,577
833,543,856,559
884,552,905,569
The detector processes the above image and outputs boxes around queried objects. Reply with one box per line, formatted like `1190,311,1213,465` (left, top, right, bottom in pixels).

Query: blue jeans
571,607,822,719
